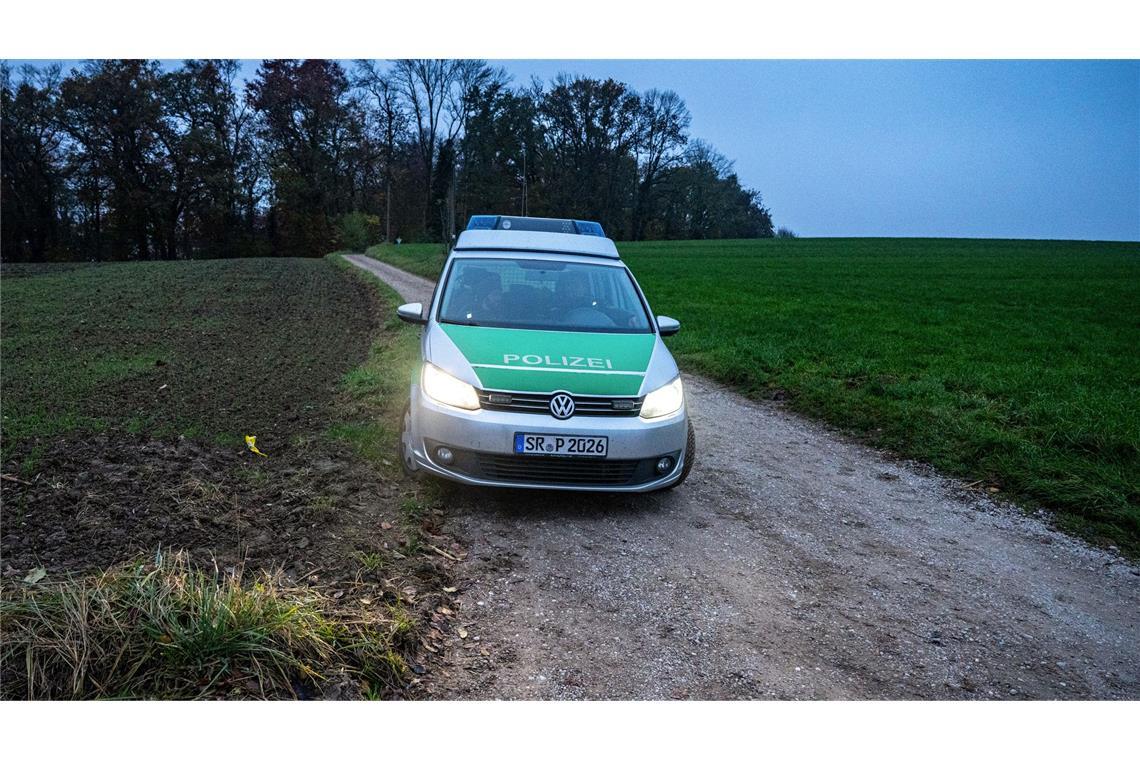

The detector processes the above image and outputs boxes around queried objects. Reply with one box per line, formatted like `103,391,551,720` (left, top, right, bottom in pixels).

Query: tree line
1,59,775,262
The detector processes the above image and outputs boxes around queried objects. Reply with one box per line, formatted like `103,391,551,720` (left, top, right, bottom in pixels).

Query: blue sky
13,59,1140,240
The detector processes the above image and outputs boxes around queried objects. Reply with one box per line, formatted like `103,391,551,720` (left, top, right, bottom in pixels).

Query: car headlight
421,363,480,411
640,376,684,419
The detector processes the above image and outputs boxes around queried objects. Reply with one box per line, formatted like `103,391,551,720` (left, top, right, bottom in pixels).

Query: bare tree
537,74,642,234
390,59,502,240
443,61,507,239
632,89,690,240
1,63,68,261
354,60,408,243
391,59,461,235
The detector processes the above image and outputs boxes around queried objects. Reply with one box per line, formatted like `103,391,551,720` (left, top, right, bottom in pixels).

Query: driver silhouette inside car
555,270,639,328
453,267,506,323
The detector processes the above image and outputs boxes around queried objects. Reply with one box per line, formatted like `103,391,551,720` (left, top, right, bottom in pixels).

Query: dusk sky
14,59,1140,241
489,60,1138,242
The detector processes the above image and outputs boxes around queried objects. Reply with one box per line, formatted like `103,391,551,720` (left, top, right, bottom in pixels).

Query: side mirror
397,303,426,325
656,315,681,336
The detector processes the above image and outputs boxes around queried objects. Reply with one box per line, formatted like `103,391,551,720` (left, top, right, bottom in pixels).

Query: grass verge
365,242,447,279
0,550,412,700
330,254,454,546
327,253,423,468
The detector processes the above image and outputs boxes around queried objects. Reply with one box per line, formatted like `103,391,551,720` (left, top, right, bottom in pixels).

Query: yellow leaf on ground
244,435,267,457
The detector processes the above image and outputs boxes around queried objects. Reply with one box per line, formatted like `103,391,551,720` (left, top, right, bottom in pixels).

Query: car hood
435,323,657,396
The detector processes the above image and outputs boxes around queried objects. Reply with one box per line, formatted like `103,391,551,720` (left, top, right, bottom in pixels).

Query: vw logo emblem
549,392,575,420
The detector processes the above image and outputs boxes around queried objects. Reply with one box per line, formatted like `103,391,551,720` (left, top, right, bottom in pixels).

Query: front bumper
409,387,689,492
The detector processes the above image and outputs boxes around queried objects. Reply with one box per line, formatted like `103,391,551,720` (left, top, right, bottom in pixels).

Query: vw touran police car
396,215,694,492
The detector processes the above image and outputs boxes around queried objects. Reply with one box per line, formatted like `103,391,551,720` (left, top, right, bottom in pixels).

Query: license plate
514,432,608,457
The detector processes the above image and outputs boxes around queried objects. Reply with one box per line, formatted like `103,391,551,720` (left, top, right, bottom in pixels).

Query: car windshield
438,258,653,333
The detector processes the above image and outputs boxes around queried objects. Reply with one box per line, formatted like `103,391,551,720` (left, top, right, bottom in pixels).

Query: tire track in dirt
343,254,1140,700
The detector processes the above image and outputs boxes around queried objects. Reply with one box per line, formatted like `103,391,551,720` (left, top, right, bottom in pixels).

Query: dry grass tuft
0,550,411,700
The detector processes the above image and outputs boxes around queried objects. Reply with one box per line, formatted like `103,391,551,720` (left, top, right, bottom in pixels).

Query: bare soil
2,258,386,460
2,432,418,582
346,256,1140,701
2,259,401,580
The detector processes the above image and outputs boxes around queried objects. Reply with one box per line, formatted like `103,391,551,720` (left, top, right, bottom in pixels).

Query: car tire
661,419,696,491
398,401,422,480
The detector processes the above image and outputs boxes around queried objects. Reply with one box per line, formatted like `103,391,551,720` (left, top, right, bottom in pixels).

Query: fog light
655,456,674,474
435,446,454,465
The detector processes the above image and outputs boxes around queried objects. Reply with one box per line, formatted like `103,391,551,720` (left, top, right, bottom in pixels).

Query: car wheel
662,419,696,491
398,401,422,479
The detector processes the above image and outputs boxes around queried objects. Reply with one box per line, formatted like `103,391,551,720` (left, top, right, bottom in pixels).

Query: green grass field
368,238,1140,552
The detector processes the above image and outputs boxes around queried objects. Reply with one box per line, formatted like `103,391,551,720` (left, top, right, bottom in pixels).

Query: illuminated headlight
640,376,684,419
422,363,480,411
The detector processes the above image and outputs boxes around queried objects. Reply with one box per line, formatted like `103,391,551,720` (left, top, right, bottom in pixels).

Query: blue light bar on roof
464,215,606,238
573,220,605,237
466,215,499,230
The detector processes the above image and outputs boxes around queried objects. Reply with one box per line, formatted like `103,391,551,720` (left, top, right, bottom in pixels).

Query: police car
395,215,695,492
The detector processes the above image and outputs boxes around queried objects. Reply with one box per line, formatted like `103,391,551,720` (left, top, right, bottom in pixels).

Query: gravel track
342,254,437,304
343,254,1139,700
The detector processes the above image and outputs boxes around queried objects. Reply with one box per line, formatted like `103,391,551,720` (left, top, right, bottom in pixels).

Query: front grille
474,453,640,485
477,390,642,416
425,440,681,487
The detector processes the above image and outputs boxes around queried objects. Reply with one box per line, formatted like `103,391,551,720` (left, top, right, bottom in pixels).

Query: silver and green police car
395,215,695,492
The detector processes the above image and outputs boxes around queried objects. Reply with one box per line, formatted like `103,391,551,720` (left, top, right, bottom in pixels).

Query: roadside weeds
1,550,414,700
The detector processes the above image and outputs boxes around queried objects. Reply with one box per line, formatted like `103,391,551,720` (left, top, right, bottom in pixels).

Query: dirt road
343,254,1140,700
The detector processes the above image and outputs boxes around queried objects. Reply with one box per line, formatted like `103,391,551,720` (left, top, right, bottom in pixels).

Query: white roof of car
454,229,620,259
